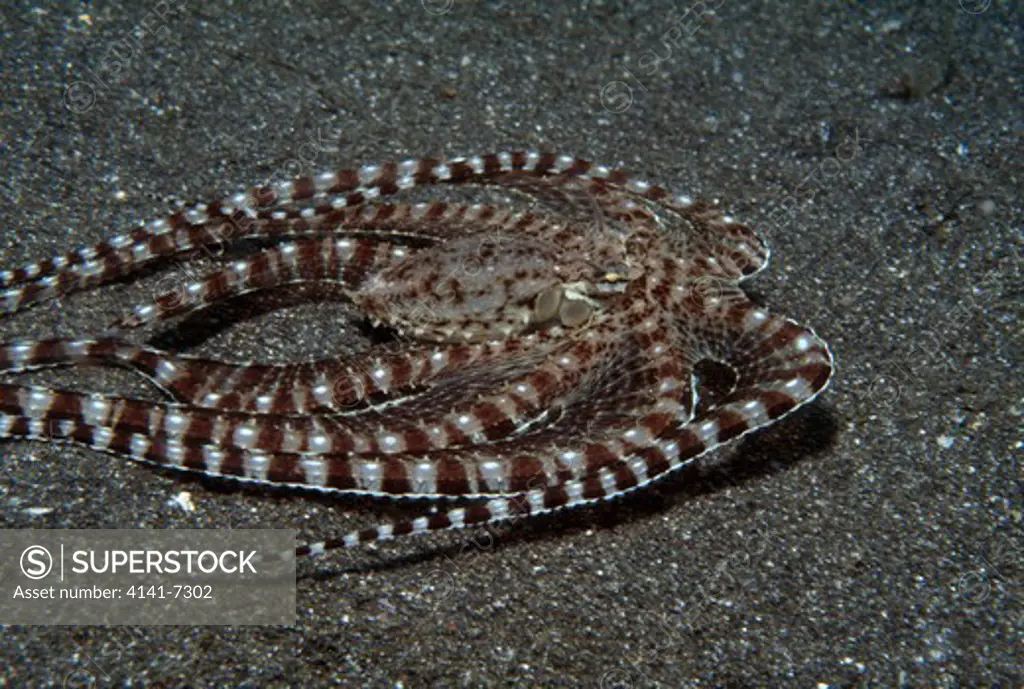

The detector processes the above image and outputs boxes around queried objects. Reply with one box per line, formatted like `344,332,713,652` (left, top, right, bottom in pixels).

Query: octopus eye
558,298,593,328
594,254,640,283
594,267,634,294
532,286,564,324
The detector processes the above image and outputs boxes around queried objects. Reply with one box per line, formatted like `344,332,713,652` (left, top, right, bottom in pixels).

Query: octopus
0,151,833,557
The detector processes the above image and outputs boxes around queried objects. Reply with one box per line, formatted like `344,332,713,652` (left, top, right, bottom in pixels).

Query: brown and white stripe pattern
0,150,833,558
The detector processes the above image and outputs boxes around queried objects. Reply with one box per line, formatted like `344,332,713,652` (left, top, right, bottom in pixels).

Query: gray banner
0,529,296,625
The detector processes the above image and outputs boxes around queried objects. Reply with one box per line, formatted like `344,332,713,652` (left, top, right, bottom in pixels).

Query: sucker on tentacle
0,150,833,559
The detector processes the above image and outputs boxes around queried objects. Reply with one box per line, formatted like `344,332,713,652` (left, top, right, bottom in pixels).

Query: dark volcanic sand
1,1,1019,686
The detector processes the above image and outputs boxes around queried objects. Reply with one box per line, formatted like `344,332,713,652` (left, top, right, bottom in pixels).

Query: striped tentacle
172,332,567,415
297,320,832,556
0,334,610,475
111,236,396,330
0,337,353,415
0,151,699,301
0,199,394,297
289,352,682,554
674,285,834,426
0,329,572,418
584,188,769,283
0,204,415,317
0,325,631,500
295,291,834,556
0,337,244,404
209,151,698,225
111,204,580,332
0,392,367,495
0,200,575,326
0,359,596,503
675,205,770,281
287,329,689,553
561,174,769,282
